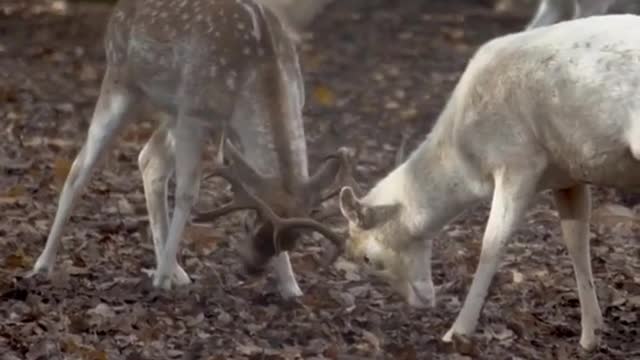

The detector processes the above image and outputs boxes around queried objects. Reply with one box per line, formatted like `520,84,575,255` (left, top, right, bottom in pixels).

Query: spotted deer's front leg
272,252,303,298
443,164,542,341
153,115,205,290
138,123,191,286
554,184,603,351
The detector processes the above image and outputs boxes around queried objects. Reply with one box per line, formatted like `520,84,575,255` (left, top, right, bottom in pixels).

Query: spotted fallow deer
338,14,640,350
29,0,354,296
527,0,615,29
256,0,335,33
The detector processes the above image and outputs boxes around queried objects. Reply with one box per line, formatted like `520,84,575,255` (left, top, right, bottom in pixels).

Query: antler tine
216,139,267,189
194,139,271,222
193,140,345,262
191,166,260,222
318,146,363,201
250,207,344,263
199,164,345,260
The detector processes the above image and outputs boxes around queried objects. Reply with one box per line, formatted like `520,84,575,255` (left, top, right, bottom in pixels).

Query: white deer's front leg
553,184,603,351
153,120,204,290
403,240,436,308
443,166,540,342
272,251,303,298
138,124,191,286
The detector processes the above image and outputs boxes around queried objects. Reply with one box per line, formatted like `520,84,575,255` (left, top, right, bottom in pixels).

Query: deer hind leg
31,67,136,276
443,163,542,342
138,122,191,286
554,184,603,351
152,115,205,290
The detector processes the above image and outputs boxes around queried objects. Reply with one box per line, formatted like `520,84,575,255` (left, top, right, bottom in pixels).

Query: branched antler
193,140,350,262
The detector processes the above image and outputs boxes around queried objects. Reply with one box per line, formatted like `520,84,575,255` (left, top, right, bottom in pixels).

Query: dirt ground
1,0,640,359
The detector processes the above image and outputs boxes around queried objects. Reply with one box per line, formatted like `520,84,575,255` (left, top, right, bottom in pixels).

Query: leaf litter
1,0,639,359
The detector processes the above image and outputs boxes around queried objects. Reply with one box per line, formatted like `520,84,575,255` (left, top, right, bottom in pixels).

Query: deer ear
339,186,369,228
340,187,400,230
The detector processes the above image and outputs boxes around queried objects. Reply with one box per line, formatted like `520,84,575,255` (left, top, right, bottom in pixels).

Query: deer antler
193,140,346,261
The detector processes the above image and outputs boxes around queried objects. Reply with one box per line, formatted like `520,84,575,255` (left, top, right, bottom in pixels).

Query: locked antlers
193,139,360,262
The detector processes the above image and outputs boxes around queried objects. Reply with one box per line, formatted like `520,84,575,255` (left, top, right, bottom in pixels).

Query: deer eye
363,255,371,264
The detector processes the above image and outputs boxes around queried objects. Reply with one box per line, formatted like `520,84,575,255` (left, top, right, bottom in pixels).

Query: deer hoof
172,266,192,286
30,255,54,276
579,333,600,352
152,269,173,290
442,328,455,343
278,282,303,299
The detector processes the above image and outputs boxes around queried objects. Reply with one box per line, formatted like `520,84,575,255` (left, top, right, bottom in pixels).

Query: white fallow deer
527,0,615,29
338,14,640,350
29,0,354,296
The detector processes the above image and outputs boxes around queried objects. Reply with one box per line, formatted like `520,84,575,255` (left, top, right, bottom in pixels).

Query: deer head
193,138,360,271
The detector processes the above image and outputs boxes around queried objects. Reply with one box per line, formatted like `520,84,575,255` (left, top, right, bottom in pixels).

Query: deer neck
367,123,487,239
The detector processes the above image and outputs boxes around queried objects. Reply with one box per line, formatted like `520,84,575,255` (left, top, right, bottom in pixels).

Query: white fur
341,15,640,350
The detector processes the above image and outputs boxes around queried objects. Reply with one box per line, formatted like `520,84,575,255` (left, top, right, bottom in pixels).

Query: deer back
446,15,640,189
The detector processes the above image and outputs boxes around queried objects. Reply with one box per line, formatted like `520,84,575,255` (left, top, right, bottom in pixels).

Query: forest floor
1,0,639,359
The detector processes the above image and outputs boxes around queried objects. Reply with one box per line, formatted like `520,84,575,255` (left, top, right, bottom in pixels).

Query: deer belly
565,149,640,189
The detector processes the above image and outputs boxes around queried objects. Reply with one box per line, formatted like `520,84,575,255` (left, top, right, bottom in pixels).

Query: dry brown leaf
53,157,73,190
184,224,220,256
4,248,32,269
84,349,108,360
312,85,336,106
0,184,27,204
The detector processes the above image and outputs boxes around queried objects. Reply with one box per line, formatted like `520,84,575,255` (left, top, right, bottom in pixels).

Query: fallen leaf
591,203,638,228
87,303,116,328
512,270,524,284
184,224,220,256
312,85,336,106
628,295,640,308
53,157,73,190
0,184,27,204
4,248,32,269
